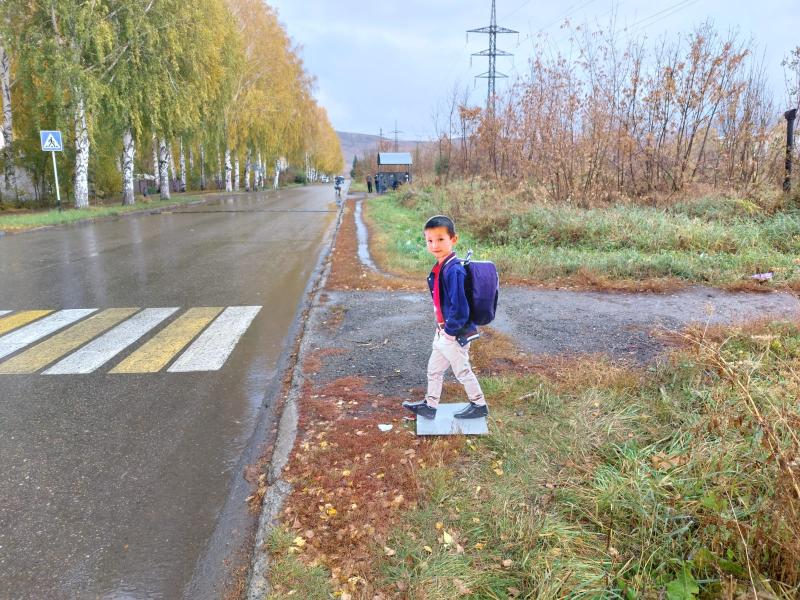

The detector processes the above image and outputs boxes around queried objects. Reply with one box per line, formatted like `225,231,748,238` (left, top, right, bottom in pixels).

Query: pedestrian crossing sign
40,130,63,152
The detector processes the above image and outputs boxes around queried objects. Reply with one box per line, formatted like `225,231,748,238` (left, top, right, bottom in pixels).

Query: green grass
265,528,332,599
381,322,800,598
365,182,800,287
348,179,368,192
0,194,207,232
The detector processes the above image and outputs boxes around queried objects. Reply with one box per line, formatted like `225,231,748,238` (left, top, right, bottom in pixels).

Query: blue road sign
40,130,63,152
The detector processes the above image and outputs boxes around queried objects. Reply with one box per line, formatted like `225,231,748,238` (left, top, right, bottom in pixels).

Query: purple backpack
461,250,499,326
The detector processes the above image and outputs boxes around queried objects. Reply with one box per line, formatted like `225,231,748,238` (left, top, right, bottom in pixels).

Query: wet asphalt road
0,187,338,599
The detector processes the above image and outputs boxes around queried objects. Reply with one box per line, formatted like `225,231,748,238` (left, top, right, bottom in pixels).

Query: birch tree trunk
0,43,16,198
152,136,159,192
257,152,263,189
159,138,171,200
179,138,186,191
273,160,280,189
189,147,194,170
73,94,90,208
122,129,135,205
224,147,232,191
234,156,240,191
199,144,206,190
244,150,251,191
167,142,175,185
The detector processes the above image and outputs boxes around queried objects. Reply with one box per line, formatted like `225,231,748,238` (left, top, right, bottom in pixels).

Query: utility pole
784,108,797,192
468,0,517,111
378,128,383,152
390,120,403,152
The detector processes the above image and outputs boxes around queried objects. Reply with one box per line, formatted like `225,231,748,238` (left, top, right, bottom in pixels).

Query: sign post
40,130,63,211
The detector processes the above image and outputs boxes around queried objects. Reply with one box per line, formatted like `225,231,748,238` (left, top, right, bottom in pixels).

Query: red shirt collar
433,252,456,271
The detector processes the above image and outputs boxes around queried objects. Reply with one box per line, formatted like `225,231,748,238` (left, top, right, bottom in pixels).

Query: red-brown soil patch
327,200,422,292
272,356,463,598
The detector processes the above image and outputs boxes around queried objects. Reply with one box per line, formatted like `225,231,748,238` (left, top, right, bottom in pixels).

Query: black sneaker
454,402,488,419
402,400,437,420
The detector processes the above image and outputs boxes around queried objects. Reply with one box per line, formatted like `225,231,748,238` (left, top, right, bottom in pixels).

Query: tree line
0,0,342,207
430,23,800,203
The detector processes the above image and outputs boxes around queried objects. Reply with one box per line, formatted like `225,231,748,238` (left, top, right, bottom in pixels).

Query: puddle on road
354,200,377,271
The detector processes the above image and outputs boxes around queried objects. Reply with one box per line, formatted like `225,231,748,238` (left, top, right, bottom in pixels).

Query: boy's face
425,226,457,262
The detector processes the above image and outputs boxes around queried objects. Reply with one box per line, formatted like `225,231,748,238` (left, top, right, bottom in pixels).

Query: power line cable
623,0,701,36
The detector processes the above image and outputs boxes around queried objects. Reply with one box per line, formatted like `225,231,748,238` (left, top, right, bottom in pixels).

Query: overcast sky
268,0,798,140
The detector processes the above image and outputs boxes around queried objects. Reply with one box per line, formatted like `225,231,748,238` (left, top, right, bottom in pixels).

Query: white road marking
44,308,179,374
167,306,261,372
0,309,98,361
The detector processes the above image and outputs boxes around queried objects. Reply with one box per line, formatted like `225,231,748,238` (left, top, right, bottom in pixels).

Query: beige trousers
425,329,486,407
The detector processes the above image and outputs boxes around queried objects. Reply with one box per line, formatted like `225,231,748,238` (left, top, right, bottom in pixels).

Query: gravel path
311,286,800,399
494,285,800,362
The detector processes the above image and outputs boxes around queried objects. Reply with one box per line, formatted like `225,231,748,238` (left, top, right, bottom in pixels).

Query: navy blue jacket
427,254,478,337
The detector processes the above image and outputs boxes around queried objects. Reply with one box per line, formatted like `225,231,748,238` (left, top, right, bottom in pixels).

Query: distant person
391,174,399,191
402,215,488,421
366,174,373,194
404,171,410,184
375,174,381,194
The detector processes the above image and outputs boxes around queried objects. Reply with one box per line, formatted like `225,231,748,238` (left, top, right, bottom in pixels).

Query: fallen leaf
292,536,306,548
650,452,688,470
442,531,453,546
502,559,513,568
423,545,433,554
507,587,521,597
341,469,351,477
474,542,485,550
243,464,259,483
384,546,396,557
454,578,471,595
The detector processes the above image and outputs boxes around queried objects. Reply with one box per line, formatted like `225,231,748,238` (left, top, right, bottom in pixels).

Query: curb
245,194,346,599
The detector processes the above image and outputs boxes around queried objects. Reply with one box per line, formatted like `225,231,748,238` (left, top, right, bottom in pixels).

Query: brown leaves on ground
275,360,464,597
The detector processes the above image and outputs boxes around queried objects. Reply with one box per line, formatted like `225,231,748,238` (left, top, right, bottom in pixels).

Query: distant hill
336,131,419,173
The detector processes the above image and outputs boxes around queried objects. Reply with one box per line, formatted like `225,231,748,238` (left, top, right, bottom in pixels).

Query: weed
379,321,800,598
366,182,800,289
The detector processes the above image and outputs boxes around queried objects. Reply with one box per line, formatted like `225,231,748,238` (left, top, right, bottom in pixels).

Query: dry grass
365,183,800,292
377,319,800,599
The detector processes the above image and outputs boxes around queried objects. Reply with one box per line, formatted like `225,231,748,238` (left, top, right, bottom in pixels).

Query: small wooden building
375,152,412,193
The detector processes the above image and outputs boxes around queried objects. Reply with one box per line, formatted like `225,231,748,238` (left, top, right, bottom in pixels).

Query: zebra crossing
0,306,262,375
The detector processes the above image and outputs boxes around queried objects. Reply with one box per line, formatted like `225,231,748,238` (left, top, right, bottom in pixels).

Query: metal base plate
415,403,489,436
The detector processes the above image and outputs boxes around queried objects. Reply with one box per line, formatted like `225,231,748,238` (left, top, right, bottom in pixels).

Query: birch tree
0,41,17,199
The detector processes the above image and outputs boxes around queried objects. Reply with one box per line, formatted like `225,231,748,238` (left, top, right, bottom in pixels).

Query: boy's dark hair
424,215,456,237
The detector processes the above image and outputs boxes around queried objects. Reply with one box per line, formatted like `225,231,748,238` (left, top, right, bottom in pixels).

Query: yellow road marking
0,311,53,336
0,308,139,374
110,307,223,373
